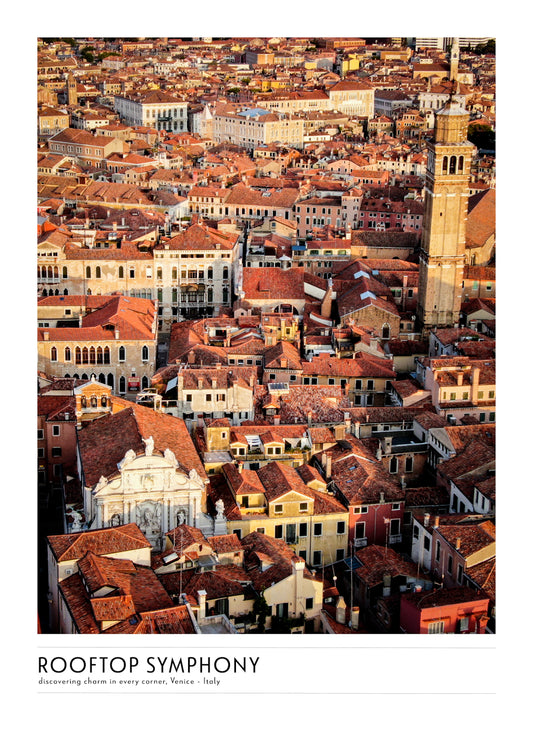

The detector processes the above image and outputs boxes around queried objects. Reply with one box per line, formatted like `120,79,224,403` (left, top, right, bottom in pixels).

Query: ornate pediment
93,448,199,498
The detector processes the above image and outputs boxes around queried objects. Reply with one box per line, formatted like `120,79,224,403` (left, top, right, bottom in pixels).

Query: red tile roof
77,401,206,487
47,523,151,562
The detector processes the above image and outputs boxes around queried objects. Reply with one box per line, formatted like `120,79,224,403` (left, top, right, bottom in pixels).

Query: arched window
87,288,92,295
53,266,59,279
64,347,71,362
141,345,149,362
107,373,114,390
95,266,101,279
118,266,124,279
62,266,68,279
89,346,96,364
405,456,413,473
96,346,103,364
119,376,126,394
48,266,53,278
109,514,122,527
103,346,110,364
75,347,81,364
157,267,163,280
389,456,398,474
50,346,57,362
82,347,89,364
90,396,98,408
442,156,448,174
172,267,177,280
63,288,69,296
101,394,107,406
382,324,390,340
54,289,59,295
142,376,149,390
449,155,457,174
118,346,126,362
42,288,47,297
86,266,91,279
81,396,87,407
98,373,106,384
81,373,88,381
458,155,464,173
73,374,79,380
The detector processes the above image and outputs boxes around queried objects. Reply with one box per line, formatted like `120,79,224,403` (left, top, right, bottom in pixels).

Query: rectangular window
305,597,313,610
285,524,297,543
52,425,60,436
355,522,365,539
457,564,463,584
337,521,345,535
423,536,430,551
274,524,283,539
37,429,44,440
299,502,308,512
447,555,453,574
51,447,62,458
313,523,322,537
312,550,322,566
299,523,308,538
428,620,445,634
274,504,283,514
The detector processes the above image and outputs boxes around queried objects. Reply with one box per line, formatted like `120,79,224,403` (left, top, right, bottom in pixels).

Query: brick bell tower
417,83,474,333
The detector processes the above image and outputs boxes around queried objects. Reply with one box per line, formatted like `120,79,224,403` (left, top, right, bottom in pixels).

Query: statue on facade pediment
95,475,108,492
215,499,225,520
142,435,155,456
164,448,178,467
121,449,137,467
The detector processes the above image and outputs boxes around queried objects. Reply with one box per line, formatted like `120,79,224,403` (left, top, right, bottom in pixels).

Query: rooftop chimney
197,589,207,621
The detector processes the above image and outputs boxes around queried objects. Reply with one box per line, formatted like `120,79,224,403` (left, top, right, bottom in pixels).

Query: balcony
39,277,61,284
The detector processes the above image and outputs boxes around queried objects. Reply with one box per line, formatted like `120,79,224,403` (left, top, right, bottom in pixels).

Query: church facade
84,439,209,550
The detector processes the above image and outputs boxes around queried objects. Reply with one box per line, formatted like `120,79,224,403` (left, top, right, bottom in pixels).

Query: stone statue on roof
164,448,178,467
142,435,155,456
95,475,108,492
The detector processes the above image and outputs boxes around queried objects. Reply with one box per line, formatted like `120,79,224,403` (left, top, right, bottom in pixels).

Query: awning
165,375,178,392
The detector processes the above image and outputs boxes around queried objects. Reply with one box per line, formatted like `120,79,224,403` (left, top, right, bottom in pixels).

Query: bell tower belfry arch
417,85,474,333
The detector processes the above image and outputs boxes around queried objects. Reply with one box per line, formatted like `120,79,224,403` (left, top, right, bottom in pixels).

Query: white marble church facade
81,436,223,549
